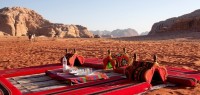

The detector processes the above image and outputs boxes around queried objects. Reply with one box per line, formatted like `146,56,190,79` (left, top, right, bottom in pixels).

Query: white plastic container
62,56,70,73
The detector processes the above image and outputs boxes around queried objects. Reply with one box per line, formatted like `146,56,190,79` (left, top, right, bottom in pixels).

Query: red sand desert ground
0,36,200,94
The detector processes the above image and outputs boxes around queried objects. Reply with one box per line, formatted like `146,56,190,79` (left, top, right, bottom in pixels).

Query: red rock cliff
0,7,94,38
149,9,200,35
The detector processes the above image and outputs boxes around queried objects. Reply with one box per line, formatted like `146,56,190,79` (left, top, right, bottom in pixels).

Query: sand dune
0,36,200,94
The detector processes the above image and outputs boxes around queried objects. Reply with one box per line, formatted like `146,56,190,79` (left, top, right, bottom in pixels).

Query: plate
69,71,78,74
74,73,87,77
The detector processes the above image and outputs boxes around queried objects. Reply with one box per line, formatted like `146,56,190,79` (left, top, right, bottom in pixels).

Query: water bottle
62,56,70,73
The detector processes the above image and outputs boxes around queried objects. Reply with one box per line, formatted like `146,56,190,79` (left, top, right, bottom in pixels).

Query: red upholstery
114,66,128,74
56,80,151,95
83,58,199,87
0,76,21,95
83,58,104,69
57,79,131,95
166,66,200,86
167,75,197,87
0,64,61,78
101,82,151,95
27,76,124,95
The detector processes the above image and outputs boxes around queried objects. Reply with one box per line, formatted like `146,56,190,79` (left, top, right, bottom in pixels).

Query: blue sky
1,0,200,34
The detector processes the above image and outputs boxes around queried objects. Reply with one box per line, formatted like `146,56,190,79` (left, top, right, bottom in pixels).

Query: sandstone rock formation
0,7,50,36
0,31,4,36
149,9,200,35
37,24,93,38
0,7,94,38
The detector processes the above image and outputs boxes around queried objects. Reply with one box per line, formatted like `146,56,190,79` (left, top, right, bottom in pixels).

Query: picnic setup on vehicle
0,48,200,95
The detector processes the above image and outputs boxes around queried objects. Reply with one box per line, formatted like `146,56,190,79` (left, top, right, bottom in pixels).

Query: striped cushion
167,67,200,81
167,75,197,87
166,66,200,86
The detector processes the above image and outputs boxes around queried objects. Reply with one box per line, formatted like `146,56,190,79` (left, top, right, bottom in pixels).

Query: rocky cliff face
37,24,93,38
149,9,200,35
0,7,93,38
0,7,50,36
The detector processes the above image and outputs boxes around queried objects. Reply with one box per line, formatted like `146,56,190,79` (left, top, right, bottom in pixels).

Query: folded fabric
46,69,74,81
68,72,109,84
46,69,109,85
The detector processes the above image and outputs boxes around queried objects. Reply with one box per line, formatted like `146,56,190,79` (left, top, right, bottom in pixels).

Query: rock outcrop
0,7,50,36
0,7,93,38
0,31,4,36
149,9,200,35
37,24,93,38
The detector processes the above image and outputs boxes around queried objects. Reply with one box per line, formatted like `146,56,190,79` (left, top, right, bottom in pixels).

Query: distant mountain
90,30,111,35
111,28,138,37
91,28,138,38
140,31,149,35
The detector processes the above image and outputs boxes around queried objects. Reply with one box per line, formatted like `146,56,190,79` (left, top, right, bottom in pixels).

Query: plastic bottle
62,56,70,73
